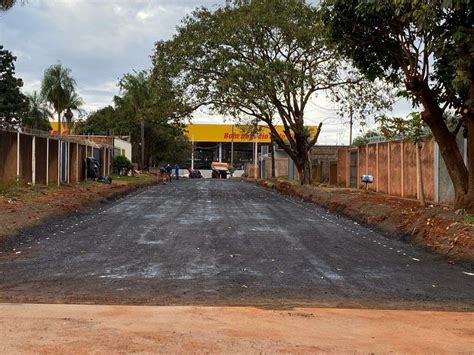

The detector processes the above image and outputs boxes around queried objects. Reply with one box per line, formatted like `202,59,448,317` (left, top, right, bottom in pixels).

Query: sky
0,0,413,145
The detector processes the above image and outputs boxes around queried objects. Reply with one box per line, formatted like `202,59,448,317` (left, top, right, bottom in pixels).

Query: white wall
114,138,132,162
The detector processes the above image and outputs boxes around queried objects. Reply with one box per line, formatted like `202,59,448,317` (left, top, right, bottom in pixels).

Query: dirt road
1,303,473,353
1,179,472,310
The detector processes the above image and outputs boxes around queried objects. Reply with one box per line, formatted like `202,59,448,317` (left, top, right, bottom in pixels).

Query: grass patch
110,174,154,183
0,181,59,199
0,182,21,197
464,214,474,225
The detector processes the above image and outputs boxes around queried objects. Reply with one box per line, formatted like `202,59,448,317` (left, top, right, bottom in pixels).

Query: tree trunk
294,152,311,185
414,84,469,209
464,114,474,212
140,119,145,170
425,111,468,209
416,142,425,206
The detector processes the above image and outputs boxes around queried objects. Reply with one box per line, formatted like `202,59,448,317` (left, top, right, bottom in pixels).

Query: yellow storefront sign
186,124,319,143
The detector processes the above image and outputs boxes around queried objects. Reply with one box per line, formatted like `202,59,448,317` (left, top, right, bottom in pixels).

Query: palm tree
24,91,52,131
63,88,85,131
40,64,76,134
118,71,152,169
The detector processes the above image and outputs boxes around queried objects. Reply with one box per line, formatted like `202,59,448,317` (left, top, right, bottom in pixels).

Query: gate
349,150,358,188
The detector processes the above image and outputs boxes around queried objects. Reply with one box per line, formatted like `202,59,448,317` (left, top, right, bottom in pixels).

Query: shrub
113,155,132,175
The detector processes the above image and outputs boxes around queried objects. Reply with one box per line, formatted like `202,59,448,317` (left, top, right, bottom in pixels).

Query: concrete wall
261,157,288,179
336,148,348,187
68,135,113,146
69,143,78,183
0,131,18,183
19,135,32,184
403,142,417,199
421,141,435,202
78,145,86,180
436,132,466,204
35,137,48,185
310,145,341,183
338,139,437,202
377,143,389,194
114,138,132,162
244,163,258,178
0,129,113,186
389,142,402,196
48,139,59,185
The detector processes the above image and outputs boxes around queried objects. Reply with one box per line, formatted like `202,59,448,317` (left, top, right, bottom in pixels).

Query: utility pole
349,106,353,146
230,125,234,170
254,127,258,179
140,119,145,170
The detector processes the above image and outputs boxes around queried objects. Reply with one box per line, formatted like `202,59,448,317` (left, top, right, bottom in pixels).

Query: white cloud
0,0,413,143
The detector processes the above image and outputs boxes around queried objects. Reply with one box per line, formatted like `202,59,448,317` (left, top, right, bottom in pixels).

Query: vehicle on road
211,161,231,179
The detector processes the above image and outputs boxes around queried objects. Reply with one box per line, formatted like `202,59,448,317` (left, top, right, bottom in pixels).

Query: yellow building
185,124,318,170
49,122,69,135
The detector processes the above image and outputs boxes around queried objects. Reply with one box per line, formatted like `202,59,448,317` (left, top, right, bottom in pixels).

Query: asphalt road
0,180,473,310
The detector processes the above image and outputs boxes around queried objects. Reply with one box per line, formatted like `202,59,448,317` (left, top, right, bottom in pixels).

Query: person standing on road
175,164,180,180
165,164,173,183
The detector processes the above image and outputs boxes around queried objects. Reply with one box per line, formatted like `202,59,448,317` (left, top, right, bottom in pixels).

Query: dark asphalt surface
0,180,473,310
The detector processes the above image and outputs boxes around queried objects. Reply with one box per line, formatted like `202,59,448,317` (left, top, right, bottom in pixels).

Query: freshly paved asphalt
0,180,472,310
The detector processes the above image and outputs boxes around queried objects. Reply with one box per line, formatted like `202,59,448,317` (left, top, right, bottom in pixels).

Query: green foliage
320,0,472,126
75,106,118,135
376,113,430,144
152,132,191,166
113,155,133,175
465,214,474,225
63,90,84,130
352,129,382,146
40,64,80,123
0,0,16,11
0,45,28,124
24,91,52,131
321,0,473,208
77,71,190,168
118,70,151,122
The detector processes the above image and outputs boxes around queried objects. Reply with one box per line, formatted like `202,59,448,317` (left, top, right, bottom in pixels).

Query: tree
75,106,118,135
118,71,152,169
24,91,52,131
152,0,385,184
321,0,474,211
351,129,382,147
0,45,28,124
40,64,77,134
76,75,191,168
63,88,84,131
0,0,17,11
